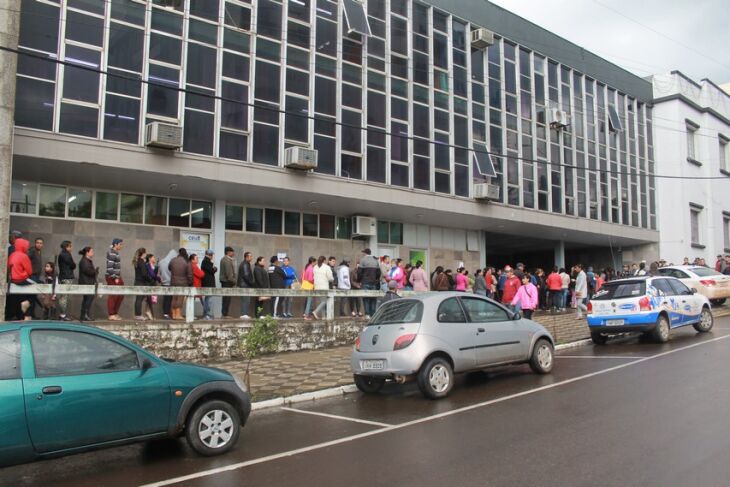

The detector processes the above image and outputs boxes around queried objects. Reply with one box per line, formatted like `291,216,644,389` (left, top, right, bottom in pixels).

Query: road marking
280,407,393,428
142,334,730,487
556,355,645,359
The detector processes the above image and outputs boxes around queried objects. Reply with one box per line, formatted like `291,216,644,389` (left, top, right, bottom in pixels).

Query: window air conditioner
471,28,495,49
353,216,376,237
145,122,183,149
473,182,500,201
284,146,318,170
548,108,570,129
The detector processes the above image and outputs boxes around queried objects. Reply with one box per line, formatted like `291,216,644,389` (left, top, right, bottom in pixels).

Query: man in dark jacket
268,256,286,318
357,248,381,318
219,246,237,317
253,256,270,317
57,240,76,321
26,237,44,317
168,248,192,321
201,250,217,320
237,251,255,319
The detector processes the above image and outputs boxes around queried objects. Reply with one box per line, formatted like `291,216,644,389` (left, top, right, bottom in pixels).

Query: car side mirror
512,312,522,321
141,358,153,374
690,288,698,295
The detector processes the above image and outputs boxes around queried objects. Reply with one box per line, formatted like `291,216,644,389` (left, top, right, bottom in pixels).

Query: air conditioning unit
548,108,570,128
473,182,500,201
353,216,376,237
145,122,183,149
284,146,318,170
471,28,495,49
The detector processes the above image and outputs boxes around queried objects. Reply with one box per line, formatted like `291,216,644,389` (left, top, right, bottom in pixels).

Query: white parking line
141,334,730,487
556,355,646,359
280,407,393,428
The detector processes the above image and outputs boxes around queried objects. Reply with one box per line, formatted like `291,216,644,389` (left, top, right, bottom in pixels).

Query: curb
251,337,593,411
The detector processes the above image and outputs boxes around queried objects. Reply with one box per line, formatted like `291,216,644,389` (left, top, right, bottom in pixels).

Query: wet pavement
4,316,730,486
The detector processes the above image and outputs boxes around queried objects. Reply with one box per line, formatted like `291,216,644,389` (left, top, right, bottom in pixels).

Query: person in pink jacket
409,260,429,291
455,267,468,291
511,274,538,319
388,258,407,289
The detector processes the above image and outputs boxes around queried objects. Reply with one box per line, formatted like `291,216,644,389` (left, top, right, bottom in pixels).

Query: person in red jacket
190,253,205,319
501,267,521,306
7,238,34,320
546,266,564,312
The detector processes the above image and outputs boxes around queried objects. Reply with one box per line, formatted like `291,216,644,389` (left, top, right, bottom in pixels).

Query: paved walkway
214,304,730,402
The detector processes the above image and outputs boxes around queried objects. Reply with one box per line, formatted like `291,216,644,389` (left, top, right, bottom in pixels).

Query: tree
240,313,280,391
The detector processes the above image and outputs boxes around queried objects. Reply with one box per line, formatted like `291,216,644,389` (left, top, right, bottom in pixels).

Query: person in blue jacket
281,256,297,318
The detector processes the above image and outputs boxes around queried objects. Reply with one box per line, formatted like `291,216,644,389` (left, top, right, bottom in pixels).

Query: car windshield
691,267,723,277
369,300,423,325
592,281,645,300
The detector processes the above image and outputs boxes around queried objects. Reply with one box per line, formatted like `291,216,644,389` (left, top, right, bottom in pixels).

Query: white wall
653,73,730,263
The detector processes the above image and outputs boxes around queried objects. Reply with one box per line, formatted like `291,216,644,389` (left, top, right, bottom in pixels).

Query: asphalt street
5,316,730,487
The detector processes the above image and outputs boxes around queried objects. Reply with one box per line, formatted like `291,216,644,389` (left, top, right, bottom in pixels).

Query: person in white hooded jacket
337,260,352,316
311,256,334,319
158,249,178,320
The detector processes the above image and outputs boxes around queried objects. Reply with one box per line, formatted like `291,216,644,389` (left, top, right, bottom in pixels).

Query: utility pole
0,1,21,316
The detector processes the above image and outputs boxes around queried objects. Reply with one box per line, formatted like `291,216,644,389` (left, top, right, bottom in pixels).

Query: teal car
0,322,251,467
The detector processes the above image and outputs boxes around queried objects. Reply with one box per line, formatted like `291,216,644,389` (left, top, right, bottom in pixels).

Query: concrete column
0,1,21,316
554,240,565,269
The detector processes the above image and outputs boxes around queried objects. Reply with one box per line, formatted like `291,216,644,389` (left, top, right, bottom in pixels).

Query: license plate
361,359,385,370
606,319,624,326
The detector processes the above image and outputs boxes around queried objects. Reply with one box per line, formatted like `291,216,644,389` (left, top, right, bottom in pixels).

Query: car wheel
185,400,240,456
693,307,714,333
353,375,385,394
417,356,454,399
591,331,608,345
652,315,670,343
710,298,726,306
529,338,554,374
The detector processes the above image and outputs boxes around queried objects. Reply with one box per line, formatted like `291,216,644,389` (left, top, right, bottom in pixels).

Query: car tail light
700,280,716,287
393,333,416,351
639,297,652,311
355,336,361,352
587,302,593,313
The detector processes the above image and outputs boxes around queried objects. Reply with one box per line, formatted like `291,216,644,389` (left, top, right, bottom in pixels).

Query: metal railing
8,284,412,323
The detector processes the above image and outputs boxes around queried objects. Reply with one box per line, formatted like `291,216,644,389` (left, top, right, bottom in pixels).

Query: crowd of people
5,229,730,323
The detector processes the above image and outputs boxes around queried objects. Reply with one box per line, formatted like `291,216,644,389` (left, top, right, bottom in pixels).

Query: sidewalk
213,304,730,403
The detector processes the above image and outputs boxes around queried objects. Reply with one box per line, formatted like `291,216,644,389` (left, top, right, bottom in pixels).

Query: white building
652,71,730,264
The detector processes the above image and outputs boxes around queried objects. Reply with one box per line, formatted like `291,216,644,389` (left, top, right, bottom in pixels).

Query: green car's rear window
370,300,423,325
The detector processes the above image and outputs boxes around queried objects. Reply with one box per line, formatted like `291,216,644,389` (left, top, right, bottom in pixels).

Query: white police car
587,276,714,345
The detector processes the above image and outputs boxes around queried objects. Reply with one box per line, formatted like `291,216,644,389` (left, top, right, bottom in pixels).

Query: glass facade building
14,0,656,232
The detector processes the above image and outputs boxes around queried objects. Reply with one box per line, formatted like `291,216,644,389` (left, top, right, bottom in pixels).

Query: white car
657,266,730,306
587,276,713,344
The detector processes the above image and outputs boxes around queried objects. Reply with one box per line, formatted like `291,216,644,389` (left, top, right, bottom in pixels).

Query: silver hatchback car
351,292,555,399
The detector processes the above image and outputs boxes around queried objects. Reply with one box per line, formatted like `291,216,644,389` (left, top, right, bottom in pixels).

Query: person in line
302,256,316,319
473,269,487,296
497,268,508,301
546,266,563,312
501,267,521,306
39,262,57,320
27,237,44,318
445,269,455,291
311,256,334,320
201,250,217,320
328,256,338,290
189,254,206,319
7,237,33,320
145,253,161,319
169,248,192,321
358,249,380,318
409,260,429,292
559,267,570,312
404,263,413,291
133,248,150,321
511,273,538,319
158,249,177,320
219,247,237,318
268,256,286,318
337,259,352,316
381,280,401,306
574,263,588,319
237,251,255,320
105,238,124,321
253,256,271,317
56,240,76,321
349,263,364,317
485,267,496,299
534,268,547,310
281,256,297,318
455,267,468,292
78,246,97,322
379,255,391,291
433,267,450,291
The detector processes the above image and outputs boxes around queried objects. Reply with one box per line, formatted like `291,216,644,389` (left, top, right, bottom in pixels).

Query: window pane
224,28,250,53
258,0,282,38
221,82,248,130
219,131,248,161
187,43,217,88
111,0,146,26
288,0,310,22
314,135,335,174
19,1,60,53
315,77,336,115
145,196,168,225
190,0,219,20
15,77,55,131
183,110,215,155
341,110,361,153
168,198,190,227
107,70,141,97
316,18,337,56
151,8,183,35
461,297,509,322
120,193,144,223
303,213,318,237
225,2,251,29
95,191,118,220
252,124,279,165
341,154,362,179
225,205,243,231
64,46,101,103
437,298,467,323
17,50,56,81
108,23,144,71
285,211,301,235
377,220,389,244
147,65,179,118
104,95,140,144
150,33,182,65
39,185,66,217
286,68,309,96
10,181,37,215
389,222,402,244
285,96,309,142
319,214,335,239
265,208,283,234
59,103,98,137
188,18,218,44
254,61,280,102
67,188,92,218
336,216,351,239
191,201,212,229
65,11,103,46
246,207,263,232
69,0,105,15
367,146,386,182
222,51,249,81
